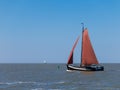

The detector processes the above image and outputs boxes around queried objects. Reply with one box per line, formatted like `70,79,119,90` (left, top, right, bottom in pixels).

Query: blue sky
0,0,120,63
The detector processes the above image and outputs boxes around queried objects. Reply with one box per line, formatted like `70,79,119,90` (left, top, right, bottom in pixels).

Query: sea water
0,63,120,90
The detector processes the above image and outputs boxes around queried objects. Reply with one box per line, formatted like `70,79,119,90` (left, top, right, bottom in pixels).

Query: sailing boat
67,25,104,71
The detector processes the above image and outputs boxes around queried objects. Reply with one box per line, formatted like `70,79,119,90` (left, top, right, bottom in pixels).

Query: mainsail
81,29,98,66
67,36,80,64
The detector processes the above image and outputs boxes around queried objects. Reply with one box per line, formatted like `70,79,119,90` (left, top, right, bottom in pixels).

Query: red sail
67,36,80,64
81,29,98,66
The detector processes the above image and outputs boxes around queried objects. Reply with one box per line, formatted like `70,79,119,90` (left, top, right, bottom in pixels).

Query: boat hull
67,64,104,71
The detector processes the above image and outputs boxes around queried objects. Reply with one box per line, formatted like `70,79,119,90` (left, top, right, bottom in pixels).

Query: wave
0,81,47,89
0,81,38,85
49,81,65,85
32,88,63,90
0,81,65,85
31,88,44,90
0,81,66,89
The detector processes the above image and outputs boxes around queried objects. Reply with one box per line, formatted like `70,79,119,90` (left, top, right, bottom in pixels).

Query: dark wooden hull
67,64,104,71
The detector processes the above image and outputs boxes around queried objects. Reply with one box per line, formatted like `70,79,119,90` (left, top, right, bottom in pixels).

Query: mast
80,23,84,66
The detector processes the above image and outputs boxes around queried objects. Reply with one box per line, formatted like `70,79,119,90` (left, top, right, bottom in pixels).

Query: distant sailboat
43,60,47,64
67,24,104,71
